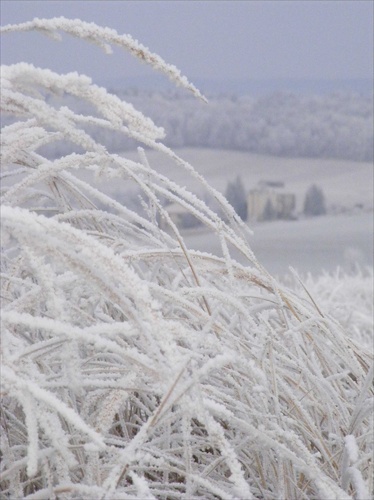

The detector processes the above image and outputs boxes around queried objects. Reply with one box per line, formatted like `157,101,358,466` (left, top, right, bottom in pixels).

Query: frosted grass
1,17,373,499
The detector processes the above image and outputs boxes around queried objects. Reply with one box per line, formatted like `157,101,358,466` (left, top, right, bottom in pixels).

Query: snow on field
123,147,374,212
183,212,373,276
103,148,373,276
73,148,372,215
5,147,371,277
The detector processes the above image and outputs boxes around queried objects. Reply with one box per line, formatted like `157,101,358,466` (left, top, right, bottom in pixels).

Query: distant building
247,181,296,221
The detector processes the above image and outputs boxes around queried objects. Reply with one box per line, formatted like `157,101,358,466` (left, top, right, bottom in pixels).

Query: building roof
258,180,285,189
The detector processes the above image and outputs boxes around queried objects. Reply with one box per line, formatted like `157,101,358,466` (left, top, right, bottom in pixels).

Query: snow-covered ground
123,147,373,212
7,148,371,278
121,148,373,276
182,212,373,276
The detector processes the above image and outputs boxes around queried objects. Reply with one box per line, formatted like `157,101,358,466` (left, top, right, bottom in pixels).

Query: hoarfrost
1,15,372,500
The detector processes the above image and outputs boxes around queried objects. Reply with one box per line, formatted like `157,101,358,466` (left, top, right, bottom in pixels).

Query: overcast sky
1,0,373,88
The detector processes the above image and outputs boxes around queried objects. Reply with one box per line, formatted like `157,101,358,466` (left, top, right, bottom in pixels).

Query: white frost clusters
1,16,207,102
1,17,373,500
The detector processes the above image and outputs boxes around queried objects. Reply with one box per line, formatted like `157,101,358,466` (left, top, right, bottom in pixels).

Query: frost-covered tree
81,89,373,162
1,17,372,500
225,175,248,220
304,183,327,216
24,89,374,162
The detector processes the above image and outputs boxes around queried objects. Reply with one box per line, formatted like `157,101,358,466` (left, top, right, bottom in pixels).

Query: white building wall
247,188,295,221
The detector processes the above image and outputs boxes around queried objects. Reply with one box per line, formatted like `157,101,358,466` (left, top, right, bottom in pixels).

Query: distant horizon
99,74,374,96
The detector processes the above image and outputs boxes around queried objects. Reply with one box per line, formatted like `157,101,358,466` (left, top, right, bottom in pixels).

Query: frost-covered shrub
1,18,373,500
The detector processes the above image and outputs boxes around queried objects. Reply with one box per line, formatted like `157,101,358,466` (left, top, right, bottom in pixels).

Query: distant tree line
28,89,373,163
119,89,373,161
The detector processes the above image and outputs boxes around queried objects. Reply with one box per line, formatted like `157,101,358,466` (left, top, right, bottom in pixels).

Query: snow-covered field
123,147,374,212
99,148,373,276
183,212,373,276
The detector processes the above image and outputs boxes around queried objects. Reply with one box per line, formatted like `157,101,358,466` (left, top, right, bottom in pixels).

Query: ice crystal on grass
1,17,206,102
1,17,373,500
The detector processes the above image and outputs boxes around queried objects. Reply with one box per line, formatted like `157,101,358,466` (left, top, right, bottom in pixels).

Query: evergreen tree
303,184,327,216
225,175,248,220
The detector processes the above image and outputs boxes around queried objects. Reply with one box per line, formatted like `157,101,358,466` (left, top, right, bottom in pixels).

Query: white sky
1,0,373,85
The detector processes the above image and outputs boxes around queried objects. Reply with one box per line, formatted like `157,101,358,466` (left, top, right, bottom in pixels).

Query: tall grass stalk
1,17,373,499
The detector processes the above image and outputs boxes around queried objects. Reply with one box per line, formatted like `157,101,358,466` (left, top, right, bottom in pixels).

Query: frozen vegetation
22,86,373,163
1,17,373,500
112,89,374,162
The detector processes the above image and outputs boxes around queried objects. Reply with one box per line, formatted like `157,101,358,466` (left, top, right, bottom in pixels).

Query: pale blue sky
1,1,373,87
